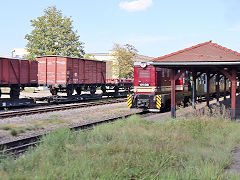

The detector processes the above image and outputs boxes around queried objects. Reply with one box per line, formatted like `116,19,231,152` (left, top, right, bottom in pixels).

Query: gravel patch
144,95,233,122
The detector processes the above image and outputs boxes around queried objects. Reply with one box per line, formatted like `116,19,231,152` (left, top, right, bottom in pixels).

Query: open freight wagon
37,56,132,97
0,57,38,107
0,57,38,97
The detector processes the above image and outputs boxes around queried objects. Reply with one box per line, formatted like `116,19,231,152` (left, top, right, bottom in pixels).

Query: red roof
153,41,240,62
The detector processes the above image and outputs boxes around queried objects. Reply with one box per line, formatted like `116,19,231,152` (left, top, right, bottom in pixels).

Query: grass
1,115,240,179
10,129,18,136
0,115,69,136
22,87,36,93
0,124,27,136
31,115,69,127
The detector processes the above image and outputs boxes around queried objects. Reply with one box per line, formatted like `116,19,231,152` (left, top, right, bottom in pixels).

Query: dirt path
226,148,240,173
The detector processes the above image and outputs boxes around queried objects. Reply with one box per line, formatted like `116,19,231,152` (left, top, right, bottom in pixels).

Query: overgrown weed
0,115,240,179
191,103,231,120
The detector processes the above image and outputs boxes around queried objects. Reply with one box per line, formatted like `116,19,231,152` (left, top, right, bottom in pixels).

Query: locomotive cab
128,62,188,112
131,62,158,111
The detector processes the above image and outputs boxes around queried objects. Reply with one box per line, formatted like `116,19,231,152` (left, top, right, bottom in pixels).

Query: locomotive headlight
152,87,157,92
133,88,138,92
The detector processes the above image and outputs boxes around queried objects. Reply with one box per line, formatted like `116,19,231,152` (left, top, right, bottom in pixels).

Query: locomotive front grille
137,99,150,108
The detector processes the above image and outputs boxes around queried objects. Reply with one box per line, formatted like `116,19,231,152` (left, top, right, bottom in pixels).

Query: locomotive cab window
139,70,150,78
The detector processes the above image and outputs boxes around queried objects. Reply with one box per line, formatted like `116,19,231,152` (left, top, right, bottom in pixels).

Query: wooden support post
238,77,240,95
224,76,226,100
230,82,232,99
220,68,238,120
192,71,196,109
231,69,237,120
206,72,210,107
171,69,176,118
216,73,220,102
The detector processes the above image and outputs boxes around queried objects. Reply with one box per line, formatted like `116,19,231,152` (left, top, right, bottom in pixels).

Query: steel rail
0,111,145,157
0,99,126,119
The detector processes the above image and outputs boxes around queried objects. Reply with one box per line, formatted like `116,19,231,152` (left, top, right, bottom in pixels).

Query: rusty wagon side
0,57,38,99
37,56,106,96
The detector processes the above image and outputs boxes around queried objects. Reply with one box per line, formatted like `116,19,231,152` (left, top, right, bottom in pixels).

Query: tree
83,53,96,60
112,43,138,79
25,6,84,60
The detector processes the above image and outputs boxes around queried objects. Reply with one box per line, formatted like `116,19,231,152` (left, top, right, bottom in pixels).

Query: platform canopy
150,41,240,119
150,40,240,69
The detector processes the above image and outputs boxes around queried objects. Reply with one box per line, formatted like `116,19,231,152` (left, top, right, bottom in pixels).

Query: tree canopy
83,53,96,60
25,6,84,60
112,43,138,79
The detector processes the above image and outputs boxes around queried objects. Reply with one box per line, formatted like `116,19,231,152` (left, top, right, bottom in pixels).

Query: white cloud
119,0,152,12
226,25,240,32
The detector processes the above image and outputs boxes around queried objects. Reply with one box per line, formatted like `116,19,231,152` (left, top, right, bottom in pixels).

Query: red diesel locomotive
128,62,230,112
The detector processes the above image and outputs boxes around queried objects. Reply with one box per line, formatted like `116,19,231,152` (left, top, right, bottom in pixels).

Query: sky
0,0,240,58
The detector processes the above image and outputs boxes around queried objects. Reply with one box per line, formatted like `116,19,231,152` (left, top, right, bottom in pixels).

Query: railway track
0,111,147,157
2,96,223,157
0,98,126,119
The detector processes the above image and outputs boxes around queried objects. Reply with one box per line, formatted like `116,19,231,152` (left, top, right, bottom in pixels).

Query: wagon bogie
66,85,74,96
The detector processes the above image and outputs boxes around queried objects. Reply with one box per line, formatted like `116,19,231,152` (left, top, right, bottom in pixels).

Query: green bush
10,129,17,136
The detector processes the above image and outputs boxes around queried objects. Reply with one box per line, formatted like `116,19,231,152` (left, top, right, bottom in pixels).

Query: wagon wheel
10,86,20,99
114,86,119,97
50,88,58,96
76,87,82,95
90,87,96,95
66,86,74,97
183,96,189,107
101,86,106,94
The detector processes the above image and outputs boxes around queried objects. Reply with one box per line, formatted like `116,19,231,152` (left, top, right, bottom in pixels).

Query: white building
91,51,153,79
91,51,115,79
11,48,29,59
